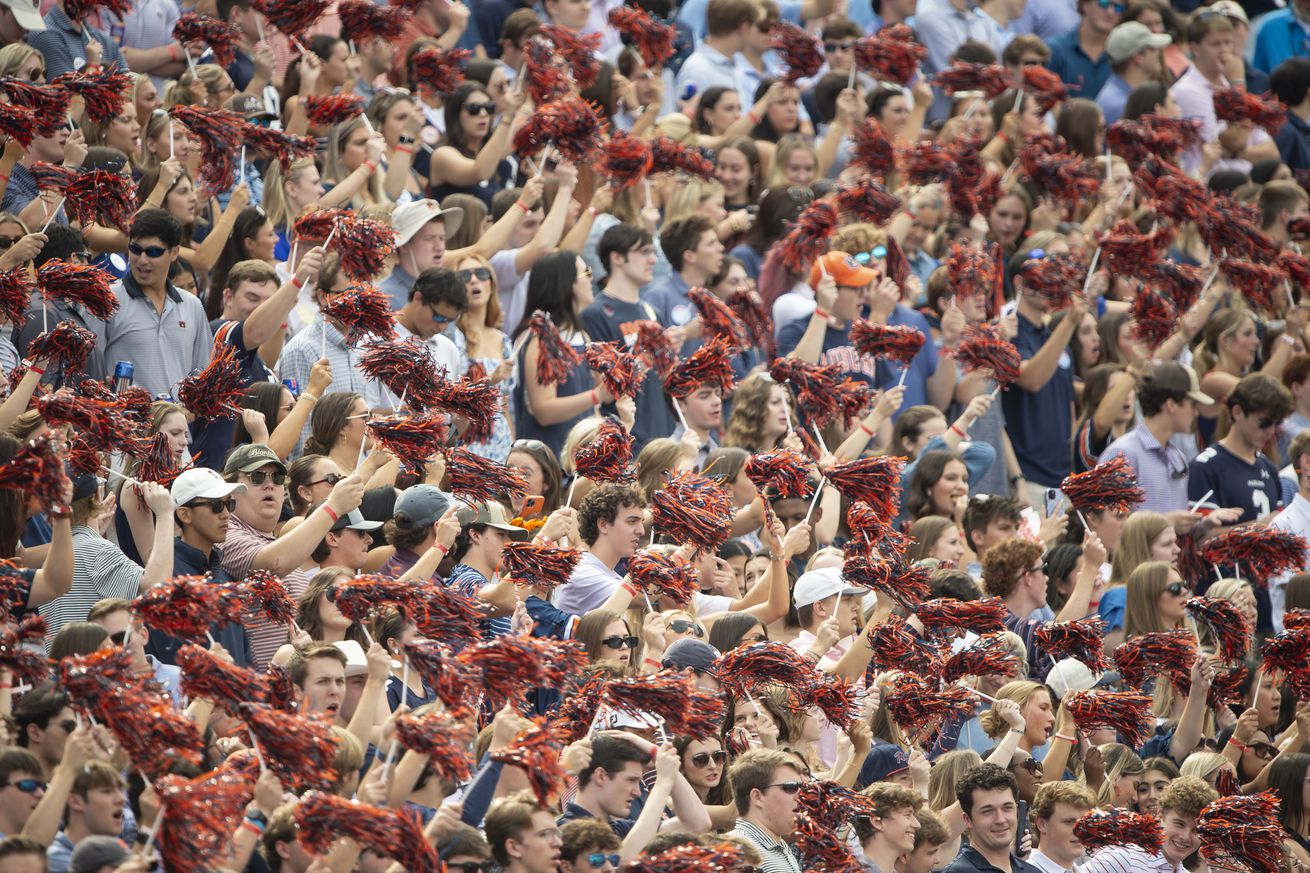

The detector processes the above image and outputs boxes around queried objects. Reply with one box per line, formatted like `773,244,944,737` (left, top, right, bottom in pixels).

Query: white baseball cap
333,640,369,677
391,199,464,247
1045,658,1121,700
0,0,45,33
793,567,864,610
170,468,245,508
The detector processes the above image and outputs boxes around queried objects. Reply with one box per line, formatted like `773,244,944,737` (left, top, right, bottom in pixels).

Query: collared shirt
943,844,1044,873
1277,109,1310,173
277,314,389,415
219,513,310,670
1271,492,1310,631
148,538,253,668
1101,421,1191,513
674,42,739,99
1028,850,1074,873
1096,74,1133,125
93,273,212,399
670,424,718,468
1080,845,1178,873
41,526,142,642
27,4,125,80
914,0,995,80
111,0,178,93
1046,26,1112,98
46,831,74,873
1171,65,1270,175
1012,0,1079,41
1253,8,1310,77
730,819,802,873
0,162,63,219
555,551,622,616
379,263,416,310
16,293,105,389
394,320,461,384
558,801,636,838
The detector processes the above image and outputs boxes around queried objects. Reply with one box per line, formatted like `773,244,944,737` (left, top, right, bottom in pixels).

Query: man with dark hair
493,6,539,67
1272,57,1310,172
446,500,529,637
651,215,723,353
45,762,124,873
13,685,73,779
0,836,47,870
559,735,651,836
726,748,805,872
853,783,922,873
0,722,100,848
380,484,458,580
560,485,648,615
216,0,274,93
1081,777,1217,873
17,226,100,388
395,266,467,392
485,791,563,873
93,209,212,399
961,495,1022,577
559,819,622,873
213,249,325,388
944,764,1039,873
1045,0,1121,97
1102,362,1212,516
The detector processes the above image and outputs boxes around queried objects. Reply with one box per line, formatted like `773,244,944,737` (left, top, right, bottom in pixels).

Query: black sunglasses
667,619,704,637
458,267,491,282
601,635,639,650
463,102,495,116
128,242,169,258
308,473,345,488
58,719,76,734
1011,758,1043,775
0,236,18,250
1165,582,1190,596
1251,741,1279,760
187,496,236,514
1257,417,1278,429
690,750,728,767
246,470,287,486
770,781,804,794
587,854,621,869
444,864,489,873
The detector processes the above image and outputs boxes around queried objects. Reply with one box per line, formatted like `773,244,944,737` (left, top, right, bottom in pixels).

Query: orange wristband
813,307,829,320
291,275,304,289
394,145,413,155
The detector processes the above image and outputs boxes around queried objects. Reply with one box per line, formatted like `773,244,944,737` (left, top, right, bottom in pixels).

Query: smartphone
520,495,545,519
1043,487,1063,518
1015,799,1030,858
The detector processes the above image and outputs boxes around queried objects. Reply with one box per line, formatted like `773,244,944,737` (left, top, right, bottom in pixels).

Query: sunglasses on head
690,750,728,767
458,267,491,283
601,635,639,650
512,439,546,452
854,245,888,264
246,470,287,486
5,779,45,793
587,854,622,869
770,781,804,794
1165,581,1190,596
129,242,169,258
463,101,496,116
187,496,236,514
667,619,704,637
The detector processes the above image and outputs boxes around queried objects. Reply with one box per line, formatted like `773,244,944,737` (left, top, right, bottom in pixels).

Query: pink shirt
220,514,310,671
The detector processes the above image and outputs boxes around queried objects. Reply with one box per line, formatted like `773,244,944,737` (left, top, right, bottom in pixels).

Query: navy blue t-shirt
776,318,879,387
1002,312,1075,487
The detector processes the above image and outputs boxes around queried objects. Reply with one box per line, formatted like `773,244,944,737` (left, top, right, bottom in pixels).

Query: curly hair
981,538,1044,600
852,783,923,843
724,373,787,453
955,763,1018,815
577,484,647,545
1159,774,1217,818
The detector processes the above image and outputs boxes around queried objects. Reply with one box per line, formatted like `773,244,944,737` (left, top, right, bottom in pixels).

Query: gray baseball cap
70,837,130,873
394,484,452,530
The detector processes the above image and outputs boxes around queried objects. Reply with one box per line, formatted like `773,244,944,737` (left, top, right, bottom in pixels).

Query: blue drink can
283,378,300,396
113,361,133,394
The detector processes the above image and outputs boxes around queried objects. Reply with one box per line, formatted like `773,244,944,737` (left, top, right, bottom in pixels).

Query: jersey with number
1188,443,1282,523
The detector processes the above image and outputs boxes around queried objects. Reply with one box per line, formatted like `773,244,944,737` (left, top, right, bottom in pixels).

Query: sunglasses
129,242,169,258
1257,417,1278,429
1251,741,1279,760
770,781,804,794
245,470,287,486
458,267,491,283
742,632,768,643
463,102,496,116
187,496,236,514
601,635,639,650
854,245,888,264
512,439,546,452
308,473,345,488
432,311,455,325
1012,758,1043,775
444,864,489,873
667,620,704,637
58,719,76,733
1165,582,1190,596
1094,0,1126,9
690,750,728,767
587,854,621,869
0,236,18,251
5,779,45,793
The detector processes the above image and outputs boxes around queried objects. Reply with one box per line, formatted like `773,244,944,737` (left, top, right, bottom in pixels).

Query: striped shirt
26,4,126,80
1081,846,1178,873
1100,422,1191,514
728,819,803,873
219,513,309,670
40,526,142,642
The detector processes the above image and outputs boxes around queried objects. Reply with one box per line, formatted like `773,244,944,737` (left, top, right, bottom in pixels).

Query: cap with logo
455,501,529,539
1209,0,1248,24
808,250,880,289
857,742,910,789
227,93,277,120
394,484,452,530
662,638,721,673
792,566,865,609
171,468,246,508
223,443,289,476
392,199,464,247
1105,21,1172,63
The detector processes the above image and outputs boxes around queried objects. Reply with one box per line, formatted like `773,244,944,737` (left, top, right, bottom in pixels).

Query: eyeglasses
463,101,496,116
587,854,622,869
769,781,804,794
444,864,489,873
1165,581,1190,596
601,635,639,650
245,470,287,486
690,750,728,767
853,245,888,265
1257,416,1279,429
4,779,45,793
512,439,546,452
129,242,169,258
345,412,370,421
1251,741,1279,760
308,473,345,488
187,496,236,514
431,309,455,325
458,267,491,283
667,620,704,637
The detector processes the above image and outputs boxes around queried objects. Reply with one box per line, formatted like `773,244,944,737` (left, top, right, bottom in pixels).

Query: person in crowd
1081,777,1218,873
558,485,648,616
1027,782,1095,873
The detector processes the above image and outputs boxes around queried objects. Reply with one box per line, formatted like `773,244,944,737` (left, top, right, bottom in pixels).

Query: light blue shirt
1013,0,1079,42
674,42,740,99
913,0,996,79
1096,74,1133,125
1253,8,1310,77
677,0,803,39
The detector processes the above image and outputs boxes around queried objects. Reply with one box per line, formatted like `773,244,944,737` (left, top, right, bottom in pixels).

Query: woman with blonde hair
321,117,387,210
664,178,751,242
1101,511,1177,638
636,438,685,502
263,156,382,263
1121,560,1191,641
765,133,819,188
1095,743,1145,808
1179,751,1237,789
979,680,1056,755
451,252,513,461
164,63,236,110
0,44,44,83
1195,308,1298,440
1196,577,1257,654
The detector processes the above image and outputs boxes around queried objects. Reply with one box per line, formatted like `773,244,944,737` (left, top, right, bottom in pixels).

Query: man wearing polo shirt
93,210,212,400
1004,254,1088,504
674,0,756,98
379,199,464,309
1045,0,1122,98
727,749,805,873
394,267,465,393
1252,0,1310,77
943,765,1041,873
1101,363,1211,516
1028,782,1095,873
26,0,124,79
1096,22,1170,124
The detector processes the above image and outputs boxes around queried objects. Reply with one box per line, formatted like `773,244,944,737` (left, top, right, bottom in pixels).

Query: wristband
291,275,304,289
394,145,414,155
433,542,450,555
587,206,599,217
514,200,531,214
362,160,377,174
643,658,661,668
590,389,599,405
1053,733,1076,744
0,683,12,689
169,44,179,62
50,507,71,519
321,505,340,524
1228,738,1250,753
813,307,829,320
538,535,555,547
1008,728,1025,735
0,172,10,184
622,582,638,596
995,131,1010,144
239,820,264,837
859,423,874,436
649,746,659,761
747,111,760,125
300,392,318,404
950,423,966,437
28,366,44,376
904,209,918,222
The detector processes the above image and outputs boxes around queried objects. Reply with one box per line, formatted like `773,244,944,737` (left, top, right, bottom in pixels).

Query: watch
398,134,417,146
